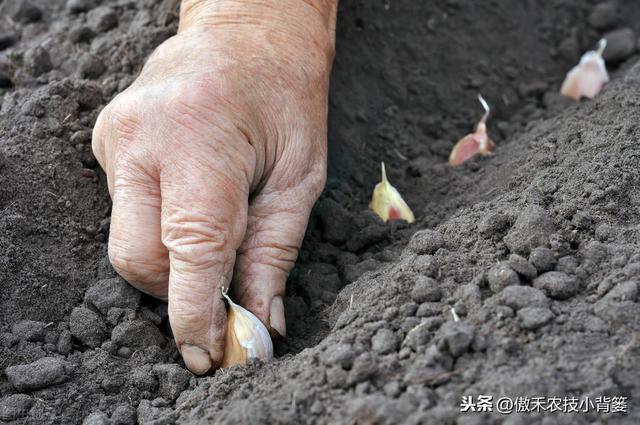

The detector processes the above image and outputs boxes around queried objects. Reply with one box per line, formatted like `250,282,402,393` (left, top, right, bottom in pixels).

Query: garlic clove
449,134,483,167
561,39,609,102
369,162,415,223
220,288,273,368
449,94,494,167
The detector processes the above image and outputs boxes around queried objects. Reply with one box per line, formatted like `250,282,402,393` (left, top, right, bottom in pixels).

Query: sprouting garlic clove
220,288,273,368
449,94,494,167
369,162,415,223
561,38,609,102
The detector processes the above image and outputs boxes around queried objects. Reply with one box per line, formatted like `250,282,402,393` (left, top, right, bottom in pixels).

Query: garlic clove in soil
449,94,494,167
561,38,609,102
369,162,415,223
220,287,273,368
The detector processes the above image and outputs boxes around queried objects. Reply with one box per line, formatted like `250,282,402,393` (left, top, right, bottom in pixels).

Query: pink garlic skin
561,40,609,102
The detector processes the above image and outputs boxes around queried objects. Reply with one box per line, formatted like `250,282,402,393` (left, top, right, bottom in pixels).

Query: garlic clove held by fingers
449,94,494,167
369,162,415,223
220,288,274,368
561,38,609,102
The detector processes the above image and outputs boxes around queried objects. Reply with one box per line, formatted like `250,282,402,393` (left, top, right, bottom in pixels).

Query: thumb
233,173,325,337
161,166,248,374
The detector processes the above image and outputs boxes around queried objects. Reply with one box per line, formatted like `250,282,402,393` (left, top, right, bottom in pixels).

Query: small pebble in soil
117,346,132,358
399,302,418,318
487,262,520,293
101,340,117,355
87,6,118,32
0,31,17,51
503,206,555,255
5,357,73,392
129,366,159,392
401,317,423,333
411,255,439,278
556,255,579,274
11,320,46,342
326,366,348,389
0,68,12,88
1,332,18,348
507,254,538,280
455,283,482,307
593,299,640,324
603,280,638,302
111,404,138,425
322,343,356,369
56,330,73,354
410,276,442,303
66,0,98,13
529,246,557,273
533,271,579,300
589,2,617,29
24,46,52,77
436,321,475,358
101,375,124,394
517,307,554,330
137,400,176,424
382,306,398,320
1,0,42,23
0,394,34,421
107,307,136,326
401,322,432,351
602,28,636,62
82,412,110,425
498,285,549,310
78,53,106,79
371,328,399,355
85,277,141,315
404,345,452,384
111,319,165,349
383,381,403,398
347,353,377,386
478,211,510,237
69,306,107,348
153,364,191,400
111,404,137,425
416,302,441,318
407,229,445,255
69,26,96,43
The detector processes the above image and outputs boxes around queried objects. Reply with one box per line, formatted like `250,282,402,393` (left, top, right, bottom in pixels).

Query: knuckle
240,236,299,276
92,95,143,165
308,167,327,199
91,108,109,163
110,107,141,144
169,287,226,336
165,80,227,128
108,240,167,287
162,213,232,267
169,303,209,336
298,160,327,202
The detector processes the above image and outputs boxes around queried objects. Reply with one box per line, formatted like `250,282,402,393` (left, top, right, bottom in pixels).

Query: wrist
179,0,338,53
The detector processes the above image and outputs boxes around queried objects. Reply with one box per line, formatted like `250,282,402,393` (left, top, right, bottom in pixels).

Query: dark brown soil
1,0,640,424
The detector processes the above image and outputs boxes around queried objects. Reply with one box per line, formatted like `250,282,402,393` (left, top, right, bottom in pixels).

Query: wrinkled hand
92,0,336,374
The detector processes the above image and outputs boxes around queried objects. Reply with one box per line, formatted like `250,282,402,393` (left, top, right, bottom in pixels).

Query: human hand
92,0,337,374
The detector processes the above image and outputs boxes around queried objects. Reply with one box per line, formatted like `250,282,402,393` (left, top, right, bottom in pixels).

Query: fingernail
181,344,212,375
269,296,286,337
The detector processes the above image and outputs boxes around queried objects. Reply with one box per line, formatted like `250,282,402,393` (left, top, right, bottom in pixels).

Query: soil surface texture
1,0,640,424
